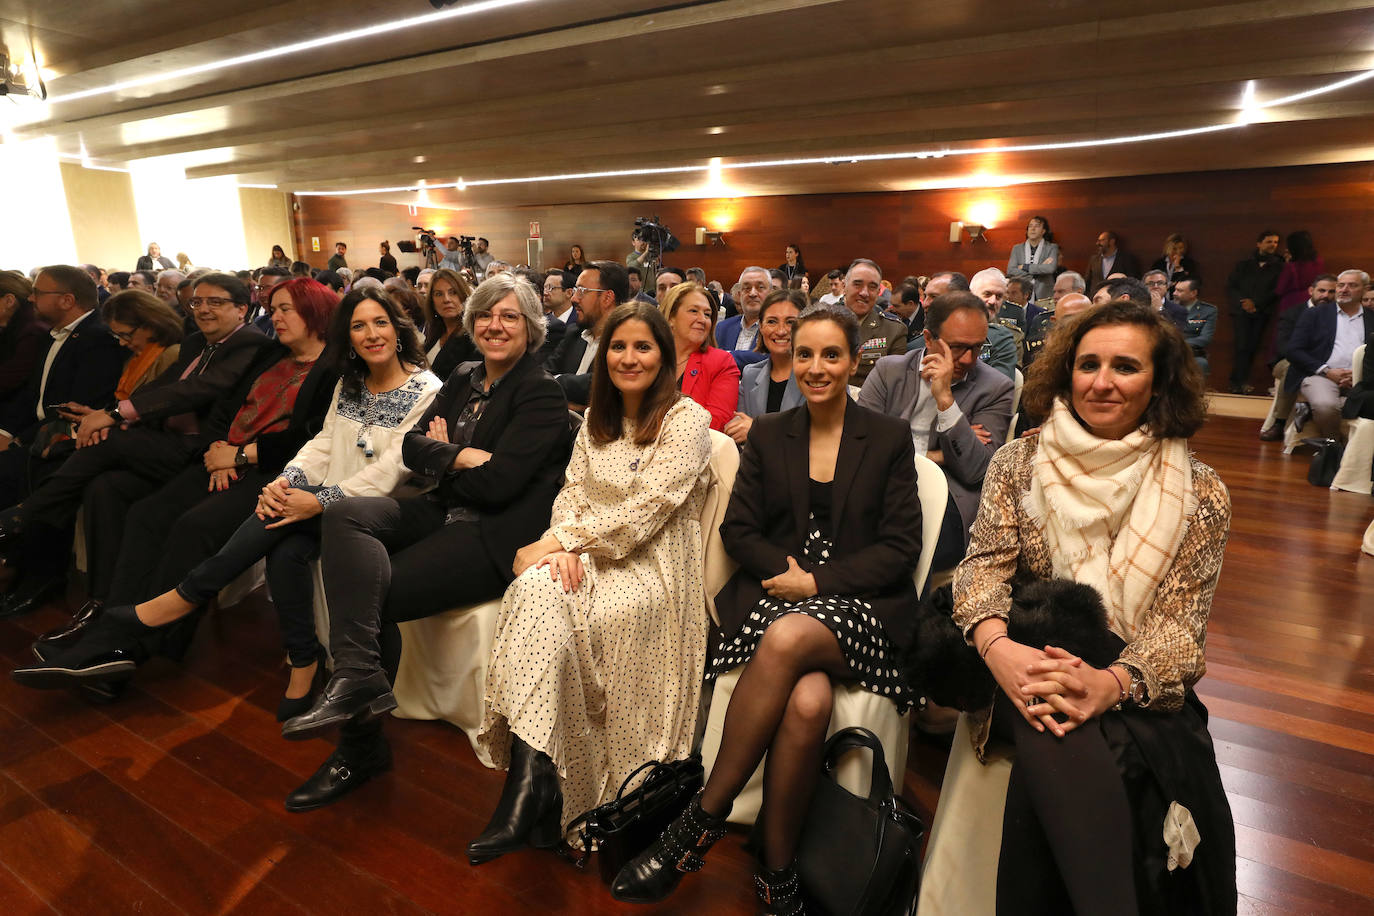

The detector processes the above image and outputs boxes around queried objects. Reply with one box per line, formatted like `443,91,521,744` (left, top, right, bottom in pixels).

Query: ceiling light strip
46,0,538,105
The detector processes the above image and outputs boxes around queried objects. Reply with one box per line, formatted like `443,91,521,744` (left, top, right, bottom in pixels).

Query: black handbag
1304,437,1343,487
796,727,924,916
565,754,704,884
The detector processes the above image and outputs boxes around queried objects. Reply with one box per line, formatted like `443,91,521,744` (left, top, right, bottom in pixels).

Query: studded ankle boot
610,789,728,904
754,861,806,916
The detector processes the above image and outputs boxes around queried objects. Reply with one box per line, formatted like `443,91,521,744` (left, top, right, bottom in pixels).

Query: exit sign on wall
529,221,540,238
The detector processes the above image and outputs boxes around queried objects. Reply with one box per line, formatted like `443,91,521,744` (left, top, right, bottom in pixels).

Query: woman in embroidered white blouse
15,287,440,720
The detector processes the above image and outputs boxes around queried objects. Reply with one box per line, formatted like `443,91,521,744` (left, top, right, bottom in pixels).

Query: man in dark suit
134,242,175,271
858,291,1014,567
1133,272,1190,333
0,273,271,617
1284,269,1374,439
1225,230,1285,393
1259,274,1338,440
545,261,627,406
0,265,125,510
1086,231,1141,288
716,266,771,351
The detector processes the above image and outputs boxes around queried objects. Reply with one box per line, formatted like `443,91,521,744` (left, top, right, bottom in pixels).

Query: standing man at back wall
1086,230,1141,288
1225,229,1284,393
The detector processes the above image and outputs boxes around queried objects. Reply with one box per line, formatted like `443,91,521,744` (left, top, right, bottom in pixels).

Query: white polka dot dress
709,479,912,712
477,399,714,836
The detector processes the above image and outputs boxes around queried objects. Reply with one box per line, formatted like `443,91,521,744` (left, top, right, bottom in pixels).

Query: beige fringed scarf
1024,399,1196,640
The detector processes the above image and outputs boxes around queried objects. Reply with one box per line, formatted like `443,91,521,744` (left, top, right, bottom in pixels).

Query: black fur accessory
906,578,1127,712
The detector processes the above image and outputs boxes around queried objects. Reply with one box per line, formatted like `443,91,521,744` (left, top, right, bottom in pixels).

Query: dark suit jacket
127,323,272,428
200,343,341,473
1273,301,1313,363
1285,303,1374,394
0,310,125,444
429,332,480,385
1341,331,1374,420
0,303,50,401
545,324,590,376
714,403,923,649
540,315,568,364
403,351,574,581
1087,249,1142,288
1161,299,1190,334
135,255,175,271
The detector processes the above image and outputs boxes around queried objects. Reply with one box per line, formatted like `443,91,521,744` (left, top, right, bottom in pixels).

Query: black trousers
991,691,1138,916
106,464,273,605
1229,309,1270,388
319,496,508,680
176,492,323,666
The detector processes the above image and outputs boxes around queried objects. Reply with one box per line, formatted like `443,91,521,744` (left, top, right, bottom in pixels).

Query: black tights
700,614,848,870
991,692,1138,916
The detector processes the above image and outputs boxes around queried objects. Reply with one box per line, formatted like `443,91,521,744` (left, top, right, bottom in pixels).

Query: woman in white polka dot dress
469,302,714,864
613,307,923,915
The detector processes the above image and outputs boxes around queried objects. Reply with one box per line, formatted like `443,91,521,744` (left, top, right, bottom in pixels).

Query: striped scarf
1023,399,1195,640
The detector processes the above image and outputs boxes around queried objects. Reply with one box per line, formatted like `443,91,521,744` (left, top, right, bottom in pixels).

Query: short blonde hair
657,281,715,353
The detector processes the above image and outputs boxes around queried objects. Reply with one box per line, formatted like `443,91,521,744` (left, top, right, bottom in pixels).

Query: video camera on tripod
633,217,680,279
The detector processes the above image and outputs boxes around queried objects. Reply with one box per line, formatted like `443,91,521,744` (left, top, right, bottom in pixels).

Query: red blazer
681,346,740,431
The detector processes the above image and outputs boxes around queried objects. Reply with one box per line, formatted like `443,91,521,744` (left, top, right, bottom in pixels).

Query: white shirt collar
51,309,94,340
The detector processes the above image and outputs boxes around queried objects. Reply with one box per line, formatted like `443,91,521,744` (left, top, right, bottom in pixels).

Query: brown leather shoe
1258,423,1285,442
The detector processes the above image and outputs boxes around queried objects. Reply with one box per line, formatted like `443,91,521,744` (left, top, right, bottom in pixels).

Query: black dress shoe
34,599,104,655
284,737,392,812
1258,422,1285,442
12,605,150,689
0,576,64,620
280,668,395,741
276,647,331,722
466,737,564,865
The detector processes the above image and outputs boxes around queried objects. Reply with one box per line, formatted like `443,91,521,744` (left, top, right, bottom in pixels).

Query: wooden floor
1,415,1372,915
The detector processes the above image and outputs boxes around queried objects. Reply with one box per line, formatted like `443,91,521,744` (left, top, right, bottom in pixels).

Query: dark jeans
107,464,272,605
929,492,967,585
319,495,508,679
990,692,1138,915
176,488,323,666
1229,309,1270,388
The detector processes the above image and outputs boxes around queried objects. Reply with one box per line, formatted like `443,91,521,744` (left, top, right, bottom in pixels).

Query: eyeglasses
473,310,524,327
110,327,140,343
31,288,66,298
573,286,608,296
188,296,237,310
932,337,988,359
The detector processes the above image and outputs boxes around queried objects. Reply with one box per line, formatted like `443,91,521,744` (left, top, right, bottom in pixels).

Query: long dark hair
587,302,681,447
424,267,472,345
329,287,428,399
754,289,808,353
1021,300,1206,439
1286,230,1317,262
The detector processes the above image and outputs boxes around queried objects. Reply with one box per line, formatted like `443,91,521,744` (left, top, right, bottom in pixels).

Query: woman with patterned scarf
949,300,1236,914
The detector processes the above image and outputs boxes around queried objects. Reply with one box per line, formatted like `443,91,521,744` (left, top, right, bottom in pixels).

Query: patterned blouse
952,434,1231,757
227,356,315,446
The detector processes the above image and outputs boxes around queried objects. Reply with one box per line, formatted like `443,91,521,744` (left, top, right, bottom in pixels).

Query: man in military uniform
835,258,907,385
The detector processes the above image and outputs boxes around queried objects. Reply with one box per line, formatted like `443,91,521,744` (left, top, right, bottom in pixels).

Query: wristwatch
1126,667,1149,706
234,445,248,469
106,405,124,424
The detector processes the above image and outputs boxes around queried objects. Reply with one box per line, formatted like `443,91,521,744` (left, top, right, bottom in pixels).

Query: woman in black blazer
278,273,575,812
614,308,923,914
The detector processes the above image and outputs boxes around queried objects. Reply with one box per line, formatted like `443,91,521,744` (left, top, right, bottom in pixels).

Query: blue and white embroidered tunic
281,370,441,506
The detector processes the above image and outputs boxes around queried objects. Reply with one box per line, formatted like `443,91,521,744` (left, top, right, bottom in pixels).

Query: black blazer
714,402,923,649
403,352,574,582
135,255,175,271
1284,303,1374,394
0,310,125,444
128,323,272,427
429,332,480,384
545,325,589,376
0,302,51,401
200,343,341,474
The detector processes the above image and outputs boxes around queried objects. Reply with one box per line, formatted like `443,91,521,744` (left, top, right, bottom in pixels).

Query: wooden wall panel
294,161,1374,390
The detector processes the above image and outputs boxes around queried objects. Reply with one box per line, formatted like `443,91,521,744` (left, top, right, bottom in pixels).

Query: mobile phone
44,404,70,412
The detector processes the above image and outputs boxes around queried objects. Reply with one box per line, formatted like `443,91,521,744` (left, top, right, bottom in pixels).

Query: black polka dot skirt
708,516,912,713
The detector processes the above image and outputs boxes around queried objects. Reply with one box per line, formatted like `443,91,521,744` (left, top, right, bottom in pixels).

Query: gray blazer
738,359,803,418
1007,240,1061,300
857,348,1014,542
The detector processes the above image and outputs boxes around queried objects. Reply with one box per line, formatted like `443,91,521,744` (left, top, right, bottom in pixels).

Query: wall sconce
695,227,726,246
949,221,988,243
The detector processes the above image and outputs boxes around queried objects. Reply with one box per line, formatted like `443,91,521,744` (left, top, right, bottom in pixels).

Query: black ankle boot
466,737,563,865
610,789,728,904
11,605,151,689
754,861,806,915
284,732,392,812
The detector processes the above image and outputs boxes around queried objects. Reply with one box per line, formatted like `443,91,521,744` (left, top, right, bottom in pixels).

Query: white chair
700,451,946,826
1363,516,1374,557
1331,344,1373,494
1011,368,1024,417
916,715,1014,915
385,429,740,765
1283,344,1363,455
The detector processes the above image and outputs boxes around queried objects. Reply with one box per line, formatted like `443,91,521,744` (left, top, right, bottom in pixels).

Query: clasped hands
255,477,323,529
978,625,1124,738
514,534,585,593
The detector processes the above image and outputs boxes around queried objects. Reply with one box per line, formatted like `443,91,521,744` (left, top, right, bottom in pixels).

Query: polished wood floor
1,415,1372,915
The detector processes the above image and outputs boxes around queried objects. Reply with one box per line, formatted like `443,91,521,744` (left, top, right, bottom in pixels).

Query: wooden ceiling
5,0,1374,209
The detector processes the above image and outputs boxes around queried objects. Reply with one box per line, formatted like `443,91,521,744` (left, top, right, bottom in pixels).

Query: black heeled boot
754,861,806,915
11,604,151,689
466,736,563,865
610,789,728,904
276,646,331,722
